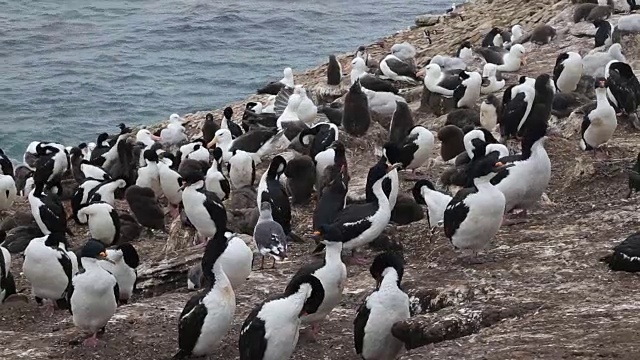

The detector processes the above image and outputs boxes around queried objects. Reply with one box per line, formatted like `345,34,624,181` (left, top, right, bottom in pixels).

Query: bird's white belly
584,116,617,149
88,216,116,244
0,178,17,211
218,243,252,290
192,286,236,356
452,191,505,251
71,288,117,333
521,152,552,210
301,265,346,324
114,266,136,299
183,191,217,238
407,144,432,170
230,164,252,189
495,161,530,213
362,297,410,359
263,319,300,360
24,260,69,300
23,256,68,300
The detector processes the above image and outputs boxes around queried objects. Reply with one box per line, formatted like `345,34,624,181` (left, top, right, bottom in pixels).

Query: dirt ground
3,0,640,359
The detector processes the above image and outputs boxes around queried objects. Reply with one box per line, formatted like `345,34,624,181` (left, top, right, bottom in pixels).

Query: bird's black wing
385,58,416,78
0,249,6,280
66,276,74,315
608,69,636,113
453,84,466,105
0,154,13,177
443,187,477,239
57,250,73,311
476,47,507,65
1,271,17,301
311,126,337,158
360,75,399,94
227,121,244,139
221,179,231,201
333,204,376,241
110,209,121,245
257,81,285,96
266,180,291,233
177,291,208,355
113,278,121,304
500,92,528,138
230,129,277,153
281,121,308,141
239,303,268,360
353,298,372,356
198,188,227,228
439,74,463,91
553,53,568,83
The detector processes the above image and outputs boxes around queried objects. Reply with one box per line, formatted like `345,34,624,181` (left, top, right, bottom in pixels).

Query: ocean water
0,0,448,159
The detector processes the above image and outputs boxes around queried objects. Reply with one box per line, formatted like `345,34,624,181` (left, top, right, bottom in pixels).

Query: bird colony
2,1,640,359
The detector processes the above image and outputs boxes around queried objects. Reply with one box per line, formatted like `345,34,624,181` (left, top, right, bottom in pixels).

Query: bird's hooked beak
521,57,527,66
481,77,491,86
207,136,218,149
309,230,323,243
99,251,115,264
151,134,161,141
387,163,403,173
492,161,514,172
416,68,426,78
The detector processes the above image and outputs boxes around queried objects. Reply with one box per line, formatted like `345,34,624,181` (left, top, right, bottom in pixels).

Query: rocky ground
2,0,640,359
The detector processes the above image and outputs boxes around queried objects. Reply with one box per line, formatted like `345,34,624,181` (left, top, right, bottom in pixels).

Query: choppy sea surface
0,0,448,159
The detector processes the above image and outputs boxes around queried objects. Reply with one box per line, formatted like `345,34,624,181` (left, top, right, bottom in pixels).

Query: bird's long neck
259,209,274,221
380,268,400,291
325,243,343,264
473,176,494,189
82,258,101,271
373,179,390,208
187,180,204,191
286,287,310,319
595,88,608,105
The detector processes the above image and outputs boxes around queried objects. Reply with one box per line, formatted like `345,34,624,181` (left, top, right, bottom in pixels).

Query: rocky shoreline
3,0,640,359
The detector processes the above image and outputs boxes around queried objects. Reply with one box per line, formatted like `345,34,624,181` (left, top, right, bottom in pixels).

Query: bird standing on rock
68,239,119,347
100,242,139,305
181,166,227,245
174,229,235,359
124,185,166,233
253,201,287,269
354,252,410,360
293,225,347,340
239,274,324,360
257,156,299,242
444,151,513,263
23,233,76,312
317,162,400,265
580,77,617,157
342,79,371,137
